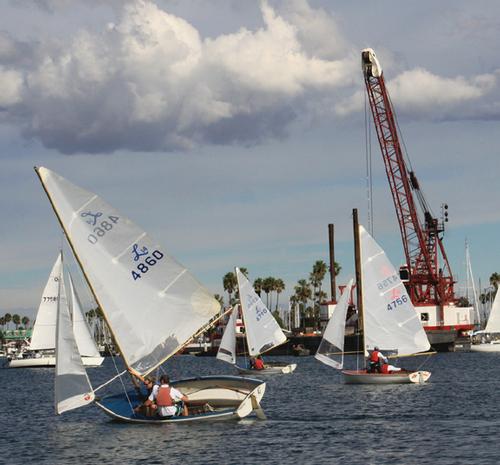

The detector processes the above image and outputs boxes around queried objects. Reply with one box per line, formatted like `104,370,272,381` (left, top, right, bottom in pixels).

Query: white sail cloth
360,225,430,356
486,291,500,333
55,268,95,414
315,279,354,369
37,167,220,376
216,306,238,365
67,273,101,358
29,253,62,351
236,268,286,356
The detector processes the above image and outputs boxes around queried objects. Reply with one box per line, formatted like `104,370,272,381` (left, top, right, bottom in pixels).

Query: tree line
0,313,31,331
220,260,341,330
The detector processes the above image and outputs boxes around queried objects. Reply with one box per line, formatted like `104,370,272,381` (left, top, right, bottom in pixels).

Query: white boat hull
95,375,266,423
470,343,500,353
8,355,104,368
342,370,431,384
237,363,297,375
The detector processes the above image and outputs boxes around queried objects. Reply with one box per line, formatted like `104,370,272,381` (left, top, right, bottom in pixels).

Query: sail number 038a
131,250,164,281
86,215,120,244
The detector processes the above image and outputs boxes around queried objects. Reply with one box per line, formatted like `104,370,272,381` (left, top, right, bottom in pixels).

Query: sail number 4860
131,250,164,280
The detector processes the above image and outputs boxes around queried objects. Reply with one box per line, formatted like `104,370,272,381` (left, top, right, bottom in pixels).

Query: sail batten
37,166,220,376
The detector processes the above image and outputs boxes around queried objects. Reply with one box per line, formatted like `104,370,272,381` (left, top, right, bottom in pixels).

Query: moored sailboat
36,166,266,422
8,254,104,368
217,268,296,375
471,290,500,352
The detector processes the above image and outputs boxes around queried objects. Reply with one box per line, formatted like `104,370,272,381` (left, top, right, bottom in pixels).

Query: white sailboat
36,166,265,422
217,268,296,375
336,221,431,384
8,254,104,368
471,290,500,352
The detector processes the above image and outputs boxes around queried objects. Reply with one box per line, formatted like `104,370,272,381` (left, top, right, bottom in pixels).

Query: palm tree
294,279,312,328
262,277,275,308
253,278,263,297
12,314,21,330
21,316,30,329
490,272,500,290
0,317,4,329
274,279,285,311
4,313,12,330
223,272,237,306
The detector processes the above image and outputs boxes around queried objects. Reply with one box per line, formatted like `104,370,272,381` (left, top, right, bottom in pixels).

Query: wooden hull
342,370,431,384
470,343,500,353
237,363,297,375
95,375,266,424
7,355,104,368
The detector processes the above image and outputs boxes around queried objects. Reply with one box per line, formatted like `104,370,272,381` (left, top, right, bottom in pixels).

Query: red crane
361,49,455,319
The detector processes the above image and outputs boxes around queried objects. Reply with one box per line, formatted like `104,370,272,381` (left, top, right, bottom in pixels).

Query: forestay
360,225,430,356
236,268,286,356
485,291,500,333
37,167,220,376
29,253,62,351
67,272,101,358
315,279,354,369
55,266,94,414
216,305,238,364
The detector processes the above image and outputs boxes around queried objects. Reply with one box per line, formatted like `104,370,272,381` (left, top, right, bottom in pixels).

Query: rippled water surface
2,352,500,465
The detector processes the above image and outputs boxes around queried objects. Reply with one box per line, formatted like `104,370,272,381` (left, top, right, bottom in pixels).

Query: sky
1,0,499,318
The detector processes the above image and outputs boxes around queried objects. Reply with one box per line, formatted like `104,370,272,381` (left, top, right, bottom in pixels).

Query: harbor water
1,352,500,465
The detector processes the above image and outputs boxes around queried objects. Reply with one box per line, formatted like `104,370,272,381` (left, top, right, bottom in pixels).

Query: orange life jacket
254,358,264,370
156,385,174,407
370,351,380,363
381,363,390,374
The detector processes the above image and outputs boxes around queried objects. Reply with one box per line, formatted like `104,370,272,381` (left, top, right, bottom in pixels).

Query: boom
361,48,455,308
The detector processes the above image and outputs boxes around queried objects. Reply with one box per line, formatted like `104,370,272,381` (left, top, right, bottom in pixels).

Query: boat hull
95,375,266,424
470,343,500,353
7,355,104,368
237,363,297,375
342,370,431,384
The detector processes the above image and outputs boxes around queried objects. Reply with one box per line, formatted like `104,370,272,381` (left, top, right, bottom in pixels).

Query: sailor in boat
132,376,157,416
251,355,265,371
367,347,388,373
380,363,402,374
147,375,190,418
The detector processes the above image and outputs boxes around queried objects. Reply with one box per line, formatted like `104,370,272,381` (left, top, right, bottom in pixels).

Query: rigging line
364,89,373,236
94,369,127,393
108,339,134,413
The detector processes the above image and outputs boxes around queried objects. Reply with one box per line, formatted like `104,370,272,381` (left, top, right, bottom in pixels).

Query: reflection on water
2,353,500,464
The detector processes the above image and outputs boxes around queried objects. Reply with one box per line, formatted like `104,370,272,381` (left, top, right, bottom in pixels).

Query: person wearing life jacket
147,375,189,417
381,363,402,374
253,355,265,370
368,346,388,373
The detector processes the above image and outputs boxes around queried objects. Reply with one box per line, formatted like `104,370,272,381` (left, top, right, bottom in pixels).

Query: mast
353,208,364,350
328,224,337,302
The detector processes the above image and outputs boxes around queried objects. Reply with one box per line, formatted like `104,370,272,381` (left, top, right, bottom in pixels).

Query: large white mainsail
236,268,286,356
216,305,238,365
29,253,62,351
67,272,101,358
55,264,94,414
485,291,500,333
315,279,354,369
360,225,430,356
36,167,220,376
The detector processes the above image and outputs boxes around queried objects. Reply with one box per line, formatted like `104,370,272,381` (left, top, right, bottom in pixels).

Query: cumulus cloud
0,0,354,154
1,0,499,154
335,66,498,121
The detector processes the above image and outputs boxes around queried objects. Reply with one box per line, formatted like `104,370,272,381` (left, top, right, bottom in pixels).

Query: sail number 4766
131,250,164,280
